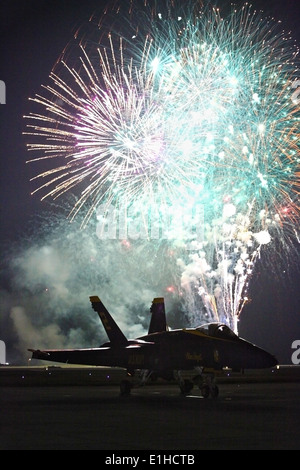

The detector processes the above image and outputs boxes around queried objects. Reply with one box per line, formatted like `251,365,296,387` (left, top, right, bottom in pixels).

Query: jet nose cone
256,346,278,368
242,341,278,369
267,352,278,368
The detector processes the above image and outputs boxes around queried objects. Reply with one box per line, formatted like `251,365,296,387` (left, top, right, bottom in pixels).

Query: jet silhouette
29,296,278,397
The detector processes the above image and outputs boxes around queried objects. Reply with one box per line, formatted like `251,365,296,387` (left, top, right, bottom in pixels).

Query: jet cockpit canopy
196,323,238,340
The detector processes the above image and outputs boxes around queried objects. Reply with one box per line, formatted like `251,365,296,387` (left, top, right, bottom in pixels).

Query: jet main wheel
120,379,132,396
200,384,210,398
180,379,194,395
200,383,219,398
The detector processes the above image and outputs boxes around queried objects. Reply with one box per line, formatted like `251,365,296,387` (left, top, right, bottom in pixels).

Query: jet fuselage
31,326,277,373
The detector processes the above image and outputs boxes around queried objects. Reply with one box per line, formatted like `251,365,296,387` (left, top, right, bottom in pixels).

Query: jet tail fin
148,297,167,334
89,296,128,345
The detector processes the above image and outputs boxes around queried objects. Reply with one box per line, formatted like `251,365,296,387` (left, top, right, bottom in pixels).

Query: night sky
0,0,299,365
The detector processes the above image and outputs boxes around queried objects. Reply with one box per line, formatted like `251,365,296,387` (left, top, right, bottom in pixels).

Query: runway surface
1,377,300,450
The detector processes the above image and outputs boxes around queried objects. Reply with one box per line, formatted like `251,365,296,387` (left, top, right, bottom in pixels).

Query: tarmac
1,364,300,451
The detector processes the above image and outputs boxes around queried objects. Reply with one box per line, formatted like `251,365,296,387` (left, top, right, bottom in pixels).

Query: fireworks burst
24,1,300,332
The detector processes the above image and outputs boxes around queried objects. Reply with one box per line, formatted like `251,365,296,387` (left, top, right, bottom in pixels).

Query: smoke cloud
1,210,183,364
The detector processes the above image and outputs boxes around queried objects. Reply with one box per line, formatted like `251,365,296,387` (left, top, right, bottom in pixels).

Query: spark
23,1,300,332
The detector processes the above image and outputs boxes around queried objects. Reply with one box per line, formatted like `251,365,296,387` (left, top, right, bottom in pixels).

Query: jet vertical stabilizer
89,296,128,345
148,297,167,334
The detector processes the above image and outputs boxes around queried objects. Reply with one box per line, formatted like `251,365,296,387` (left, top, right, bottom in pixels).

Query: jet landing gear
176,371,219,398
119,370,153,396
194,373,219,398
175,372,195,396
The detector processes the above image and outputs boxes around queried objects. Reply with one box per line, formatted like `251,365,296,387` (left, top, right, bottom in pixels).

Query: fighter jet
28,296,278,397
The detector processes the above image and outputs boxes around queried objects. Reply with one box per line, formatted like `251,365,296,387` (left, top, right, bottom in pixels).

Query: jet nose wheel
200,384,219,398
193,372,219,398
201,384,210,398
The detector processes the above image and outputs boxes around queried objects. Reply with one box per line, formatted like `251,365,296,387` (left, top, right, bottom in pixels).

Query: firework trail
23,0,299,333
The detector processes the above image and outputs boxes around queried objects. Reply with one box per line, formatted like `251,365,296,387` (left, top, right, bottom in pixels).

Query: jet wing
28,339,156,367
28,347,112,366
